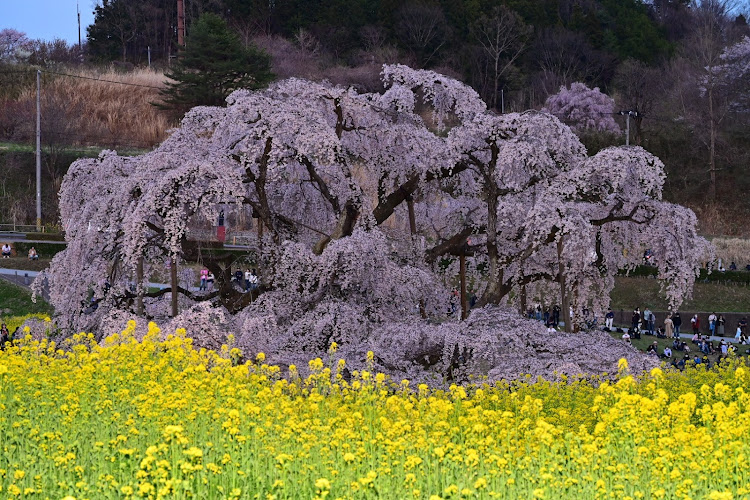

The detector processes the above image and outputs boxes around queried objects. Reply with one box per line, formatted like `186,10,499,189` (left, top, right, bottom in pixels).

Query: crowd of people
616,304,750,370
613,307,748,341
198,267,259,293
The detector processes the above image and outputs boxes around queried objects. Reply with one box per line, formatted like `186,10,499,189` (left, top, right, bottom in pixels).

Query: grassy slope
0,278,53,318
610,276,750,312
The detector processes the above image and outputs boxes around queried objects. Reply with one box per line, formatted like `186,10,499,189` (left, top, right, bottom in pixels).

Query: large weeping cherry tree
36,64,710,381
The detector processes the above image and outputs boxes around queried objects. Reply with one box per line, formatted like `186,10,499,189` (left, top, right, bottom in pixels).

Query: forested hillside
1,0,749,233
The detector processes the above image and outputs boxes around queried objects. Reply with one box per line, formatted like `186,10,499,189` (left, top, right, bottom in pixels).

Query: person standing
248,269,259,291
244,268,252,291
664,315,674,339
199,268,209,291
691,314,700,335
717,314,726,336
605,309,615,329
552,305,560,328
672,312,682,337
708,312,717,336
206,272,215,291
643,307,653,334
631,307,641,332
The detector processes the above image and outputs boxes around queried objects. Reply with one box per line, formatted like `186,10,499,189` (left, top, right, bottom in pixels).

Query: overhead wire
40,69,165,89
1,66,166,151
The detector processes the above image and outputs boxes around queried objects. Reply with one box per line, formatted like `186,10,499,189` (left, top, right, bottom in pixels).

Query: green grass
606,329,750,363
0,142,34,153
0,141,149,157
610,276,750,312
0,278,53,319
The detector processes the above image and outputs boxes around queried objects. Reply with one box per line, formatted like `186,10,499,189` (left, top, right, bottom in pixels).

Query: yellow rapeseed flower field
1,320,749,499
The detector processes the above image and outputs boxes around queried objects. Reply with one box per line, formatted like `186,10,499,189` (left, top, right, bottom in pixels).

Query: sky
1,0,96,44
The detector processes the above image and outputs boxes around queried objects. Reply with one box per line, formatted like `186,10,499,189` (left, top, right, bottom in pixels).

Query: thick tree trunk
406,196,417,235
481,182,502,304
135,254,144,316
557,237,572,333
708,86,717,203
406,195,426,319
460,251,468,320
170,257,178,318
313,201,359,254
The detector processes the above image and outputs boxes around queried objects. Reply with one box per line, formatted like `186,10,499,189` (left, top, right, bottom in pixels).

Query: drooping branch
254,137,278,244
426,226,475,263
300,155,341,214
372,163,469,225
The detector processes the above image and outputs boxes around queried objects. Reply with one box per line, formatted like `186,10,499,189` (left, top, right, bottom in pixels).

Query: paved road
0,268,38,287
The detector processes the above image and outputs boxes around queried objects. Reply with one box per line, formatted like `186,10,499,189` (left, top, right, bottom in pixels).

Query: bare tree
531,27,612,99
396,2,449,68
678,0,742,201
613,59,663,145
469,6,530,111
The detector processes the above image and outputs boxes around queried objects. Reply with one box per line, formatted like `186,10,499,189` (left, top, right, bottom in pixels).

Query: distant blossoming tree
0,29,30,63
713,35,750,111
542,82,621,135
36,65,709,379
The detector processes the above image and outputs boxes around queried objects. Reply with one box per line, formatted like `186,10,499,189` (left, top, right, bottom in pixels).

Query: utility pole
35,70,42,231
618,110,639,146
148,46,151,68
177,0,185,49
77,2,82,51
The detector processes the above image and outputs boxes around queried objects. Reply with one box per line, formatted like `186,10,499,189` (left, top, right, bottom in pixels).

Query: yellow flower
617,358,629,373
707,492,733,500
315,478,331,491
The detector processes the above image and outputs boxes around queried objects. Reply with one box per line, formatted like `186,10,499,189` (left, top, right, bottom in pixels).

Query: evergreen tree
159,13,273,113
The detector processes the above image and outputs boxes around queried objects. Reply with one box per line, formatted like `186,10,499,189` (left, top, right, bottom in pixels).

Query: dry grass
11,67,174,149
691,203,750,238
710,237,750,267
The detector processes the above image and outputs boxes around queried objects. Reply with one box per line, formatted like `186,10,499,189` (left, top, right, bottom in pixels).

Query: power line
0,68,164,89
40,69,165,89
